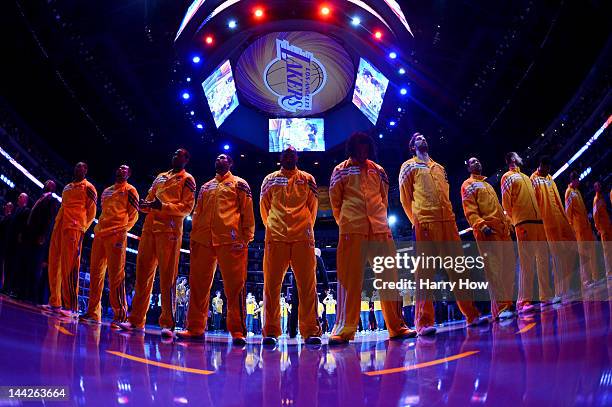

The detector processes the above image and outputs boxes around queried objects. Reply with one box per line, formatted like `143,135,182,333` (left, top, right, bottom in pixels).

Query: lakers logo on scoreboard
263,39,327,113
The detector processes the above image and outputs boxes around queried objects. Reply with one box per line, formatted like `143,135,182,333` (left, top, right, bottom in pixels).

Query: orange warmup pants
186,240,248,338
263,240,321,338
600,231,611,277
85,231,128,322
48,226,84,311
574,228,599,284
333,233,409,341
128,231,182,329
414,221,481,329
515,223,552,307
473,224,515,319
544,227,578,298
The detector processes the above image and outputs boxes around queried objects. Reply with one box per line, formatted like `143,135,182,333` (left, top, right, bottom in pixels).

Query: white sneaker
41,304,62,314
161,328,174,338
417,326,437,336
498,310,515,320
467,316,489,327
519,304,536,315
59,309,79,318
118,321,144,332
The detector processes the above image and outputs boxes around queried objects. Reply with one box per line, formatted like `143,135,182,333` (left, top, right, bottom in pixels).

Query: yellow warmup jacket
461,174,508,232
593,192,611,237
530,171,574,239
191,171,255,246
142,169,195,235
501,167,542,226
565,186,594,241
399,157,456,226
55,179,97,232
94,181,139,237
329,159,391,235
260,168,317,242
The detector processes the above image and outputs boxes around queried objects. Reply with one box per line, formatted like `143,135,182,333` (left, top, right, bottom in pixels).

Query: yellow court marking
106,351,215,375
364,350,480,376
516,322,537,334
54,324,74,336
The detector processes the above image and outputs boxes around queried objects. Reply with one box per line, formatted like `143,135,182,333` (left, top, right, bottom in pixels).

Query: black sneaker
305,336,322,346
390,329,418,340
232,337,247,346
261,336,277,347
327,335,349,346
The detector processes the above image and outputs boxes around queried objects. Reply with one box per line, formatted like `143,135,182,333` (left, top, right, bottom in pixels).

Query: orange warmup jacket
329,158,391,235
461,174,509,233
593,192,611,238
399,157,456,226
530,171,574,240
141,169,195,235
191,171,255,245
501,167,542,226
260,168,318,242
55,179,97,231
565,186,595,241
94,181,139,236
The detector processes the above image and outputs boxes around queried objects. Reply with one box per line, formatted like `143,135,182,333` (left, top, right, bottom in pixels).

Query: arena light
379,133,384,139
389,52,397,59
223,144,230,151
196,123,204,129
0,145,44,189
186,77,191,82
182,92,190,100
397,107,402,112
228,20,237,29
398,67,406,75
192,55,201,64
254,7,264,18
458,227,472,236
400,88,408,95
389,120,396,126
351,16,361,26
579,167,591,181
190,110,195,116
552,114,611,179
388,214,397,226
320,5,331,17
0,174,15,189
374,31,383,40
205,35,214,45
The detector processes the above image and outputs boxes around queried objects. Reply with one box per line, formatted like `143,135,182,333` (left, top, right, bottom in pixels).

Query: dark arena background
0,0,611,405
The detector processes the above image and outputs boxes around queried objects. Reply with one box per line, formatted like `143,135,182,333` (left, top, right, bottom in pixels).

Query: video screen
352,58,389,125
269,118,325,152
202,59,239,128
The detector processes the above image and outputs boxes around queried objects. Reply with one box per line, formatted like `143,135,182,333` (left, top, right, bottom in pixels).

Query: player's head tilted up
215,153,233,175
505,152,523,168
116,164,131,183
466,157,482,175
409,132,428,157
171,148,190,171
